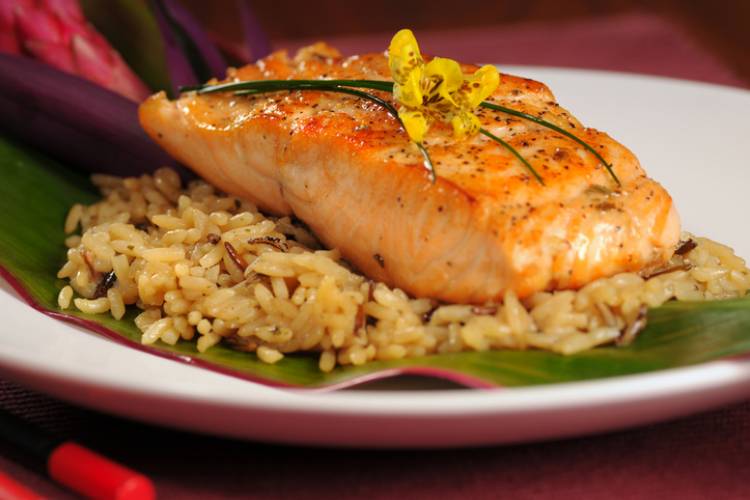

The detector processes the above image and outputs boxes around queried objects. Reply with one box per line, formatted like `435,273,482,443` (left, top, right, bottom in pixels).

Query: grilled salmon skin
139,43,680,303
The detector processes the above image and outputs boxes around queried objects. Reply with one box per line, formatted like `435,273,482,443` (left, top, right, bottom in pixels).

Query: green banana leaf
80,0,172,93
1,135,749,390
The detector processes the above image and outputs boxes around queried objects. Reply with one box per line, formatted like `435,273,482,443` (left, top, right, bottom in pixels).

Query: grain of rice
197,332,220,352
196,318,212,335
141,247,185,262
141,317,171,344
319,350,336,372
107,288,126,320
199,244,224,268
57,286,73,309
161,328,180,345
73,297,110,314
257,345,284,364
65,235,82,248
187,310,202,325
64,204,84,234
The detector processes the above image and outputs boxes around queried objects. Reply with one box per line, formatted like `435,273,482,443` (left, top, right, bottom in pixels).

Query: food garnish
479,99,620,185
185,29,620,185
388,29,542,185
387,30,497,142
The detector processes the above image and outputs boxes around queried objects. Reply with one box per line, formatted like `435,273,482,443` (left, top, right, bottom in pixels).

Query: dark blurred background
181,0,750,83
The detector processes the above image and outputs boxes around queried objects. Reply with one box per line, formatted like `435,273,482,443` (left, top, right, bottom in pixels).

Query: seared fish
139,44,680,303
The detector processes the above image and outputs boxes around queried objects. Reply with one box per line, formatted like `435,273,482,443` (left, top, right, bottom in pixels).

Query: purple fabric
1,11,749,499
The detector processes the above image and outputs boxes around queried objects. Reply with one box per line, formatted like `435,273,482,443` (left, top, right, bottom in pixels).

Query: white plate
1,67,749,448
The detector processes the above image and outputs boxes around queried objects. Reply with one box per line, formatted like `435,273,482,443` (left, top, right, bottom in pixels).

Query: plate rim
1,335,749,416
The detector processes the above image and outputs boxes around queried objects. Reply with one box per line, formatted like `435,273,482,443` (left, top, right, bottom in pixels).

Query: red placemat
0,377,749,499
1,11,749,499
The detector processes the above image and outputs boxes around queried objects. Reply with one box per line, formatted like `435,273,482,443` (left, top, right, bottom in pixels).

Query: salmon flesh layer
139,44,680,303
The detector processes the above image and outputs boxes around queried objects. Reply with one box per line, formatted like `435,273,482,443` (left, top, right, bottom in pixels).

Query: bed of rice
57,168,750,371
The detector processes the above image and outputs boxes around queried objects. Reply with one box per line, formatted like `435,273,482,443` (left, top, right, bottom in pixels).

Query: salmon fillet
139,43,680,303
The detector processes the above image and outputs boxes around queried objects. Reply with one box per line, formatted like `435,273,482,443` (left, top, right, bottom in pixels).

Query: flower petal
461,64,500,108
393,68,423,108
388,30,494,143
451,112,481,139
423,57,463,105
388,28,422,84
398,109,429,143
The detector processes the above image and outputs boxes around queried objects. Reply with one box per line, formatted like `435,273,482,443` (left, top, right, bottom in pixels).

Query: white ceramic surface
1,67,749,448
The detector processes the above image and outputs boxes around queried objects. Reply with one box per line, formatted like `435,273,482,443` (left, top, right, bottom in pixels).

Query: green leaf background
1,135,749,389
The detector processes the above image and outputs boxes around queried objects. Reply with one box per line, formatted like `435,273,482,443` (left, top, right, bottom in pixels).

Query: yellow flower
399,110,429,144
388,29,499,143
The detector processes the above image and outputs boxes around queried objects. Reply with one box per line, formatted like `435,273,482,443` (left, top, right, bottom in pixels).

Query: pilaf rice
57,168,750,371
